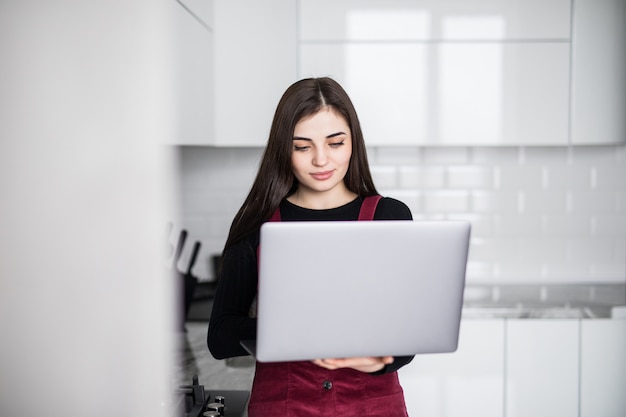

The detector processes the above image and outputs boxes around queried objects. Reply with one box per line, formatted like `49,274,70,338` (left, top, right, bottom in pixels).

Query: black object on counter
177,375,207,417
176,375,250,417
168,227,203,329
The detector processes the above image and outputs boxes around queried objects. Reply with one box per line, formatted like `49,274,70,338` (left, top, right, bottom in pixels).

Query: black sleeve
374,197,413,221
371,355,414,375
207,234,259,359
373,196,415,373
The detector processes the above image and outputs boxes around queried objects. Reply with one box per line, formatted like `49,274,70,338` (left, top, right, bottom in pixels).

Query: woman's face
291,108,353,198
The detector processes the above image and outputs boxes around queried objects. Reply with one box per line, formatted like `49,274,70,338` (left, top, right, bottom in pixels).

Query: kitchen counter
461,283,625,319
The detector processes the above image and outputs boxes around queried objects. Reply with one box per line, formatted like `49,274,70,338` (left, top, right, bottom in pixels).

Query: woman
208,77,414,416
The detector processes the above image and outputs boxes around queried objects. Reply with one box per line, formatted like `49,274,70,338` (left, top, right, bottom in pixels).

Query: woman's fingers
311,356,394,372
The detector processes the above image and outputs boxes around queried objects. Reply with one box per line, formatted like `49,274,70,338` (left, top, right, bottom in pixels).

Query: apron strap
270,195,382,223
358,195,382,221
259,195,381,259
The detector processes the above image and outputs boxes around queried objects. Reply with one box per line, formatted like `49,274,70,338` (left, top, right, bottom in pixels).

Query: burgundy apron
248,196,409,417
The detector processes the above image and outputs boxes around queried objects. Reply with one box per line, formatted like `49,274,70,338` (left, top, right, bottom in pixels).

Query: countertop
461,283,625,319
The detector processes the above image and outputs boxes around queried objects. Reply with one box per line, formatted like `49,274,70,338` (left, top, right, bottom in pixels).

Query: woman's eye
294,145,310,151
329,141,345,148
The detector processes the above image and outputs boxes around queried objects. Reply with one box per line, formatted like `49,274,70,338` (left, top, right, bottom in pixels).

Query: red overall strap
358,195,382,221
258,197,380,259
270,196,380,223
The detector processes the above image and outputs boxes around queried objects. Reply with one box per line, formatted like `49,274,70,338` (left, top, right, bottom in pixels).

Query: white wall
0,1,176,416
171,145,626,285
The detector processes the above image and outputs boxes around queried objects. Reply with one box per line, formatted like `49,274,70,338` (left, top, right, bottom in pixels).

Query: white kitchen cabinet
299,0,571,41
299,43,429,146
177,0,213,28
398,318,625,417
570,0,626,145
213,0,297,146
580,319,626,417
300,42,569,146
169,0,214,145
505,320,579,417
399,320,505,417
298,0,571,146
198,0,622,147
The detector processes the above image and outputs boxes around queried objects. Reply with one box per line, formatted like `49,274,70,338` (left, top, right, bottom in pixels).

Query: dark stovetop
175,375,249,417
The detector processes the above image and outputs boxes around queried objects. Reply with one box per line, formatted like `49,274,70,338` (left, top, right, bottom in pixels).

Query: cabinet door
300,42,569,146
213,0,297,146
570,0,626,144
398,320,505,417
580,319,626,417
299,0,571,41
505,320,579,417
299,0,571,146
299,42,429,146
170,0,214,145
177,0,212,27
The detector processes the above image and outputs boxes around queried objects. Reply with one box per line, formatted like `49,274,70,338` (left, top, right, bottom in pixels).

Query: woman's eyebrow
326,131,346,139
292,132,346,141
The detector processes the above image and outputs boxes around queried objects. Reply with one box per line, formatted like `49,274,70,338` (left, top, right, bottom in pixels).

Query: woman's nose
312,148,327,166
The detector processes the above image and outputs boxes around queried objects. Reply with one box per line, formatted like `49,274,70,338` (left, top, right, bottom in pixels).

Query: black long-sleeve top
208,196,415,373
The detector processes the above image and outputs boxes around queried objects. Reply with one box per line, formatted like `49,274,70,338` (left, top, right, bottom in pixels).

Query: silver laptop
242,220,471,363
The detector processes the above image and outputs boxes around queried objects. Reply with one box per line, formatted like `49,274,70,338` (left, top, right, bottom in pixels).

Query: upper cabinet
299,0,571,41
571,0,626,145
169,0,214,145
170,0,297,146
299,0,572,146
300,42,570,146
213,0,297,146
172,0,625,146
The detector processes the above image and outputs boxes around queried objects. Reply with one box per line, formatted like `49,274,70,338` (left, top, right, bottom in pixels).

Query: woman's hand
311,356,394,373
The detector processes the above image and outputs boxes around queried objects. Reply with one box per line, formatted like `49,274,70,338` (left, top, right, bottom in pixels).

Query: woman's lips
310,170,334,181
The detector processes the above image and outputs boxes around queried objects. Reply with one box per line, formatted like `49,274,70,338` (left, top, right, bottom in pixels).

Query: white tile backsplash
370,166,398,189
567,239,615,263
542,214,591,236
172,145,626,284
470,146,519,164
423,190,470,213
523,190,568,213
523,146,569,165
594,164,626,190
470,190,520,213
469,238,521,264
593,214,626,236
494,262,544,282
590,262,626,281
497,165,543,189
545,165,592,189
570,190,617,213
421,147,470,165
617,190,626,212
571,145,623,164
447,213,494,237
494,214,542,237
520,238,567,264
447,166,495,189
370,146,421,165
398,166,446,189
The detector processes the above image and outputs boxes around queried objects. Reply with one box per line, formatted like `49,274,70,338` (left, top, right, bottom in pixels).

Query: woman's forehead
295,108,349,132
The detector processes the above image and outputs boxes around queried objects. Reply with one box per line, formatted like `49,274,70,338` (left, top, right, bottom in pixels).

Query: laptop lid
244,220,471,363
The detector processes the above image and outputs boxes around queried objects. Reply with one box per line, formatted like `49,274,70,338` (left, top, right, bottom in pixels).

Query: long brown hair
223,77,378,250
